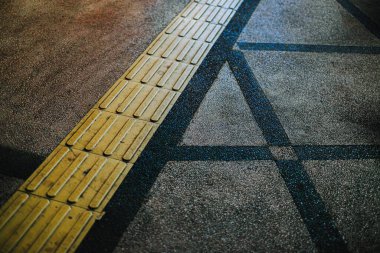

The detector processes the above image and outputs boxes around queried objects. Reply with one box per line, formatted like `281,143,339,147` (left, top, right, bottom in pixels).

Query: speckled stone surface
114,161,316,253
305,159,380,252
238,0,380,46
351,0,380,26
243,50,380,145
0,0,189,157
0,174,23,206
1,0,379,252
181,63,266,146
270,146,298,160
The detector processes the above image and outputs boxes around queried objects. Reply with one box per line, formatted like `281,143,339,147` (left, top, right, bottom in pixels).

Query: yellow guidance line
0,0,243,252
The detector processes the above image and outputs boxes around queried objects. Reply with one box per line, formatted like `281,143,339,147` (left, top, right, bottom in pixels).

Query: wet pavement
1,0,380,252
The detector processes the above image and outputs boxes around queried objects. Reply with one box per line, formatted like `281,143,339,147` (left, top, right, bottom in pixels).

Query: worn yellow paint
0,0,242,252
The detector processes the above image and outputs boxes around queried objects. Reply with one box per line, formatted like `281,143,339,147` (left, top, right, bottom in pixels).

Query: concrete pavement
0,0,188,175
1,0,380,252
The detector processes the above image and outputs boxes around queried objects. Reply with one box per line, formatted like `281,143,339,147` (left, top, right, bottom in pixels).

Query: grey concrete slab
304,159,380,252
114,161,316,253
181,63,266,146
270,146,297,161
244,50,380,145
351,0,380,26
238,0,380,46
0,0,189,157
0,174,23,206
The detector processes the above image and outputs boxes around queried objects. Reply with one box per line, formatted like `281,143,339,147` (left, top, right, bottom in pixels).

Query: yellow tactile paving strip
0,192,98,253
97,81,180,123
63,110,157,163
0,0,242,252
194,0,243,9
19,146,132,212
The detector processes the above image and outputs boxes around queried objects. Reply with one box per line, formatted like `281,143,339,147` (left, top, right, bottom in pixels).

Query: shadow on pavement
0,145,45,179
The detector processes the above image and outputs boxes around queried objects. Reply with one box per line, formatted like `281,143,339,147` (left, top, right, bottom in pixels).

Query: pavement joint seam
237,42,380,54
227,50,349,252
166,145,380,161
0,0,244,252
336,0,380,39
79,0,378,251
1,0,378,251
77,0,260,251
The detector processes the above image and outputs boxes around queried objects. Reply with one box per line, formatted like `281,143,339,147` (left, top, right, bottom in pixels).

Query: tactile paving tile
97,80,179,123
0,192,98,253
146,35,212,64
164,17,224,43
180,2,235,25
194,0,243,10
0,0,242,252
63,110,157,163
122,55,196,91
19,146,131,212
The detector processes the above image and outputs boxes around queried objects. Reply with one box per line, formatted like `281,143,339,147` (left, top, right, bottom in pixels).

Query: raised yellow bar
0,0,243,251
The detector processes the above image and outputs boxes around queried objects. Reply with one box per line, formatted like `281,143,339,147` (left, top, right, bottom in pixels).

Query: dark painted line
238,42,380,54
169,146,272,161
276,160,349,253
170,145,380,161
336,0,380,39
230,50,349,252
228,50,291,146
0,145,45,179
77,0,262,252
294,145,380,160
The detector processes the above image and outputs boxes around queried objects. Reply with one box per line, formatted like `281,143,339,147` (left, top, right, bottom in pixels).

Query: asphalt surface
1,0,380,252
